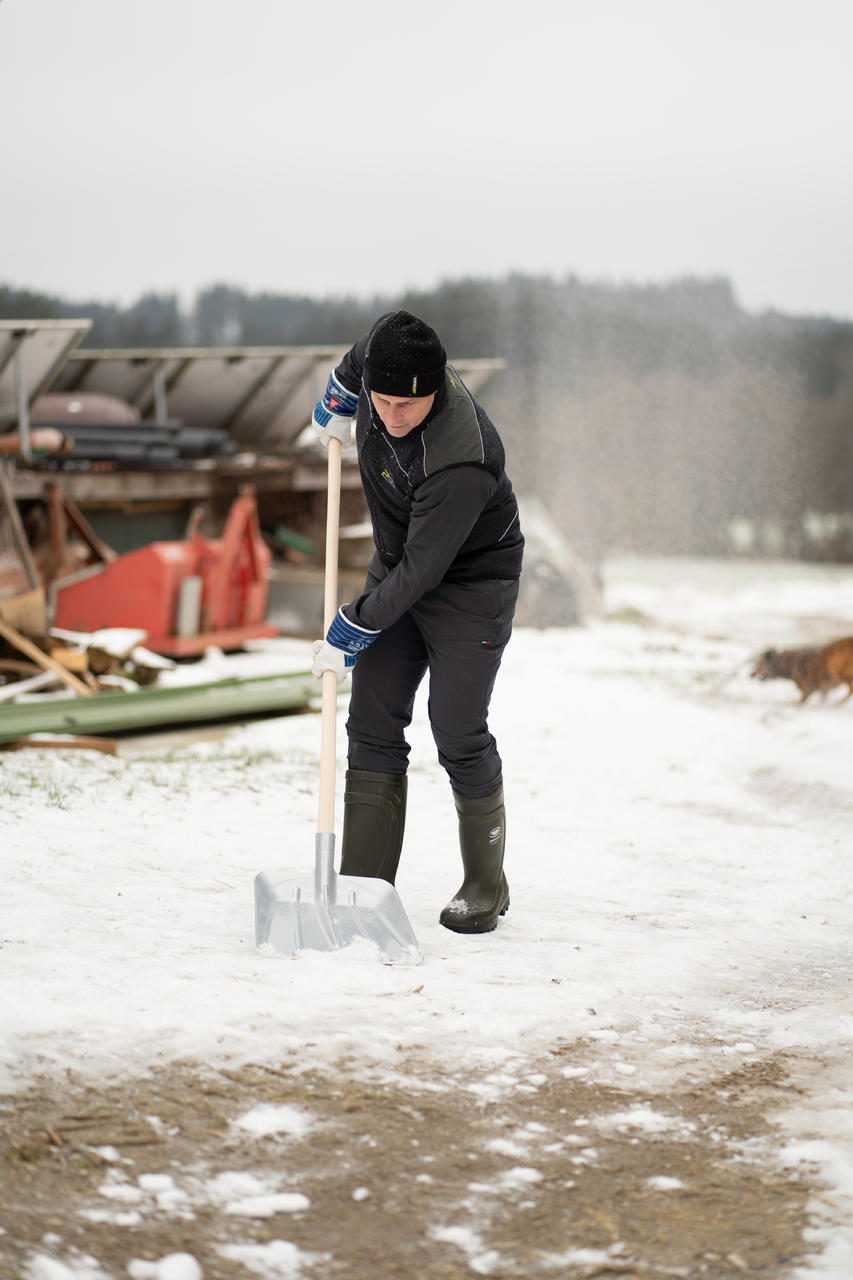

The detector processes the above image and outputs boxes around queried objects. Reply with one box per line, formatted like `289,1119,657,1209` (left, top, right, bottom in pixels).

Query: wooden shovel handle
318,437,342,835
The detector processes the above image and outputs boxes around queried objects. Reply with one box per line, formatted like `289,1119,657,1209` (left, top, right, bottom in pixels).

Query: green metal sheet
0,671,318,742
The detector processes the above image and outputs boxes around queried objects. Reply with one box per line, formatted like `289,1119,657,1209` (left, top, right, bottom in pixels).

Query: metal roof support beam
0,328,27,383
0,333,31,450
14,345,31,460
62,357,95,393
137,356,193,420
248,357,329,449
219,353,288,434
112,356,171,417
152,369,169,423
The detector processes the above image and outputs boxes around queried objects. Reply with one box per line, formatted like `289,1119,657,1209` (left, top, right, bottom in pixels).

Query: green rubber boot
439,786,510,934
340,769,407,885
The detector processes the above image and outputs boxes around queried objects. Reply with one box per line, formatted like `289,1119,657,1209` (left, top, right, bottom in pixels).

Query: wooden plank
0,657,41,676
0,586,47,636
47,647,90,675
0,670,57,702
0,616,92,697
1,735,117,755
0,460,39,588
46,485,117,566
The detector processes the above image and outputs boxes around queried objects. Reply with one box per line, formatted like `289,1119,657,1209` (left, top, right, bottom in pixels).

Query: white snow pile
229,1102,313,1140
5,554,853,1275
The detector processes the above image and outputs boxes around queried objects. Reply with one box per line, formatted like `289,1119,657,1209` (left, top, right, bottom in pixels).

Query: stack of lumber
0,599,174,704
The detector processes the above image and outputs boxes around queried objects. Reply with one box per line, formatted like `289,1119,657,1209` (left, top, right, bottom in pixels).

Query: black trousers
347,573,519,798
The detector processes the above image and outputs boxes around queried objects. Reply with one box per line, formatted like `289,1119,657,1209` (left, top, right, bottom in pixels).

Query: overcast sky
3,0,852,320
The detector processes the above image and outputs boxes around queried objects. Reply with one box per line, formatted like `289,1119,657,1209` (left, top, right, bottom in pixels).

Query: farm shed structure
1,320,505,633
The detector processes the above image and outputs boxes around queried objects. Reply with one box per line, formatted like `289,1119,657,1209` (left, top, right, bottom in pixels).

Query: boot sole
439,898,510,935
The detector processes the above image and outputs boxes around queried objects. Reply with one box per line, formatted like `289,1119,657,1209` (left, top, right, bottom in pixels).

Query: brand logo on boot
489,825,502,845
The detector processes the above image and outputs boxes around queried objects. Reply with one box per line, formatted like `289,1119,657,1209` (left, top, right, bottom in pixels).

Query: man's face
370,390,436,437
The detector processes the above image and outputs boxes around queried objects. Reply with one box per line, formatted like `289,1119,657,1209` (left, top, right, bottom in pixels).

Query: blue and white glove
312,372,358,447
311,608,380,682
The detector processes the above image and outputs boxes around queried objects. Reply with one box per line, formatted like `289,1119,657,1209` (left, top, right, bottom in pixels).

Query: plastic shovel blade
255,835,423,966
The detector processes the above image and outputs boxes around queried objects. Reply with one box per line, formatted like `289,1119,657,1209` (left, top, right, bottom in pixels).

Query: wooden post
0,616,93,697
0,460,39,589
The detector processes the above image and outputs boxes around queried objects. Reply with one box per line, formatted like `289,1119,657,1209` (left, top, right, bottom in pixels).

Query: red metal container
53,486,278,655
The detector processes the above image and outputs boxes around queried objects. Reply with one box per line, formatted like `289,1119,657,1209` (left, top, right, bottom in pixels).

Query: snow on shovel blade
255,834,423,966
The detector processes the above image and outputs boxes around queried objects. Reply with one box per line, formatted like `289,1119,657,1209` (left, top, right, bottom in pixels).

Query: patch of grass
0,769,79,809
3,1142,46,1164
130,746,283,770
606,605,651,625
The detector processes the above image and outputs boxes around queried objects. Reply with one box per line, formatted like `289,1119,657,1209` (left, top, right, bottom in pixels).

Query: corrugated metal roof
48,347,506,453
0,319,92,426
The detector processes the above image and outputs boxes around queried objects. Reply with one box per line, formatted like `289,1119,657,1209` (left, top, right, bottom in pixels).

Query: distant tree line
3,274,853,560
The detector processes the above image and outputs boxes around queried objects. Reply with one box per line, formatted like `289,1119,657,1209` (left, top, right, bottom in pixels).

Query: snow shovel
254,435,422,966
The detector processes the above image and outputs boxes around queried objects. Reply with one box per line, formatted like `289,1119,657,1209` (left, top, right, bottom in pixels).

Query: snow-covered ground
4,555,853,1275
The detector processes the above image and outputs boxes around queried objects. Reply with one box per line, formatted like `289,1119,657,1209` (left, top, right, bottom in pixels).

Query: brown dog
751,638,853,703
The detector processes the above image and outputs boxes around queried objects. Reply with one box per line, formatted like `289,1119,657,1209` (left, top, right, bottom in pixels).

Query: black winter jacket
334,327,524,633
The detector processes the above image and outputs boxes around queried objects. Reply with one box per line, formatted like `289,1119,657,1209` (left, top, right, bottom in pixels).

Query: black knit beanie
363,311,447,398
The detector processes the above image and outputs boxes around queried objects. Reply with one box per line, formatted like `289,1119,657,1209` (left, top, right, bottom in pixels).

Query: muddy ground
0,1046,820,1280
